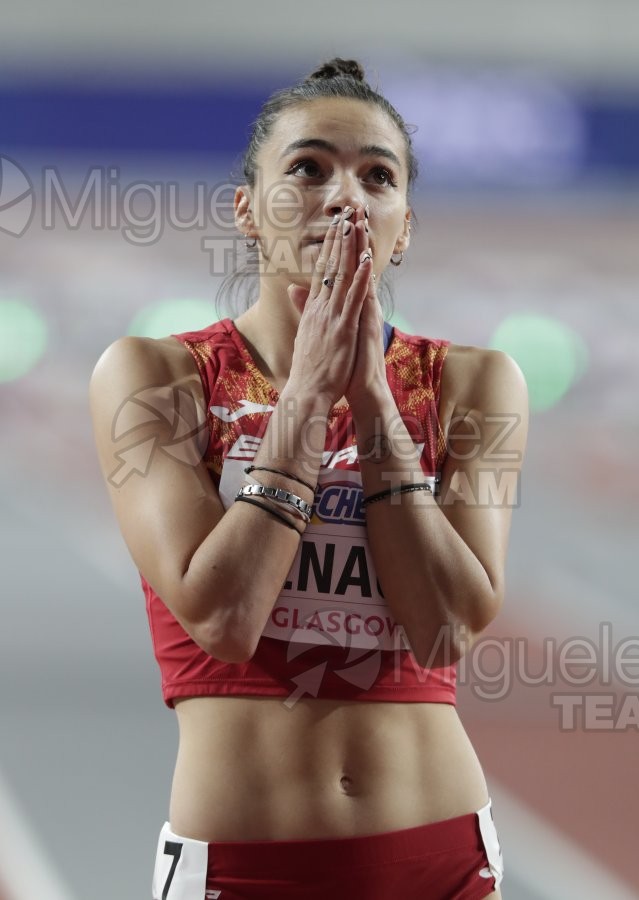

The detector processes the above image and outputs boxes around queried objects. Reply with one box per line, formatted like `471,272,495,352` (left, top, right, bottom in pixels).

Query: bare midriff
169,695,489,842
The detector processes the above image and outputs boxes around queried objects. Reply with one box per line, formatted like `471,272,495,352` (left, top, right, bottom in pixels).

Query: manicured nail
364,204,369,219
364,223,369,233
343,221,351,235
343,207,355,220
359,250,372,264
331,213,340,225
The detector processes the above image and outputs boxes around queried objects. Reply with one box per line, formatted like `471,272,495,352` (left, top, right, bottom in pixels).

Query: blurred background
0,1,638,897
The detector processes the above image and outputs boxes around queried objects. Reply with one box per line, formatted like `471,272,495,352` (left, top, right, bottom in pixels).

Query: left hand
343,207,388,411
287,206,388,409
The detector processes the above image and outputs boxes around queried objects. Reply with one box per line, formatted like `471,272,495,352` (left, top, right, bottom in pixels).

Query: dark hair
242,57,418,192
216,58,417,317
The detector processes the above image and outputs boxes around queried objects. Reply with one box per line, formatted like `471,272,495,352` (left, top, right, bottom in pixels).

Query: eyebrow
279,138,402,170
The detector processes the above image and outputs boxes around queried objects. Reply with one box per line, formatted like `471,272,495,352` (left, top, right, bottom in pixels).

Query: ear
234,185,257,238
394,208,412,254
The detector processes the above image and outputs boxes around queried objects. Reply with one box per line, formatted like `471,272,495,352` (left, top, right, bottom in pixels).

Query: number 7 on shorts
162,841,182,899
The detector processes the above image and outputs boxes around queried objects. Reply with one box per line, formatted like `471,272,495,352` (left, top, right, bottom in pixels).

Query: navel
339,774,355,795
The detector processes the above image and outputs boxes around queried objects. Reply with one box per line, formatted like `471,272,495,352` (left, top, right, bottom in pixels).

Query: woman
90,58,528,899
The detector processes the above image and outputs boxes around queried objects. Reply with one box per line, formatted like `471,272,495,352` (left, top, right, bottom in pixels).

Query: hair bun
307,58,366,83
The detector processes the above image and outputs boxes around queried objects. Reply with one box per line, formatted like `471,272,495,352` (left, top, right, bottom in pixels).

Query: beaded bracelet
244,465,315,494
235,495,304,535
362,482,434,509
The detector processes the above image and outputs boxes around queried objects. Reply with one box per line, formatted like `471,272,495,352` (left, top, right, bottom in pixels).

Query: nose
323,173,365,218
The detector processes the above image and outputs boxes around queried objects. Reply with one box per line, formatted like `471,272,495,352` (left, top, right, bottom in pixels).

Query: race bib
152,822,209,900
477,800,504,887
219,459,427,651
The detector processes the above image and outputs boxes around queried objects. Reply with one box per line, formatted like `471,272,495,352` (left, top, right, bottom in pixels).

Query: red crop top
142,318,456,708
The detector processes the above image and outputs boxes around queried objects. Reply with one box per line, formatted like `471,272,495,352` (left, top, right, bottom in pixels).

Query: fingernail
364,204,369,219
364,223,369,233
343,221,351,235
331,213,340,225
343,207,354,220
359,250,372,264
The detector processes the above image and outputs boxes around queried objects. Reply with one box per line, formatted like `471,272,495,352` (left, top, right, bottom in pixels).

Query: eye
367,166,398,187
286,159,323,179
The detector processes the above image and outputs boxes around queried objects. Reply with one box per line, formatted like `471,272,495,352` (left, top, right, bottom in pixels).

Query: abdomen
169,695,490,841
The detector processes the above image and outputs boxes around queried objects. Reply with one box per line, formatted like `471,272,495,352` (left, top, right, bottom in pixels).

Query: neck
233,282,302,388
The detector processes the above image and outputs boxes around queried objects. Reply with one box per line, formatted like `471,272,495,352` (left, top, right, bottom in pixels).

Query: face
235,97,411,288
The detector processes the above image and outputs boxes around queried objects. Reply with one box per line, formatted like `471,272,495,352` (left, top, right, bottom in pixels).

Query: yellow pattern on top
186,327,449,477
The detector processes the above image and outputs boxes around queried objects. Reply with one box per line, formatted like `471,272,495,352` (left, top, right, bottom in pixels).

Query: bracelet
234,496,304,535
236,484,313,523
240,474,313,524
362,482,435,508
244,465,315,494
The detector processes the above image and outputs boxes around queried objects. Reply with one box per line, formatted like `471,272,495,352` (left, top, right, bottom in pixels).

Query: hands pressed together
286,205,388,410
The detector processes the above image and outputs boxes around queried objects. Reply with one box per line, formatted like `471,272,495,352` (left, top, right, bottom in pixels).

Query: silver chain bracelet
235,484,312,523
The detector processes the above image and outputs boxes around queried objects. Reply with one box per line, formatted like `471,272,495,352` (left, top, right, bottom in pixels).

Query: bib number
161,841,183,899
152,822,209,900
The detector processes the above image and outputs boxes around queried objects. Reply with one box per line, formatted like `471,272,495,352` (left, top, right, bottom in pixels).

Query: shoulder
438,344,528,489
91,333,199,380
89,334,202,418
441,342,528,416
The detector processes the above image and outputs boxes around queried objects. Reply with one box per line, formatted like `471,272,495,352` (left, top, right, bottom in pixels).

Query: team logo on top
209,400,274,422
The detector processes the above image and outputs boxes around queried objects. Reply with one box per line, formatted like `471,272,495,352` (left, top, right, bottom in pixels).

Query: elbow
408,630,469,669
403,618,468,669
195,631,258,664
188,597,262,663
178,569,263,664
194,614,260,663
406,596,502,669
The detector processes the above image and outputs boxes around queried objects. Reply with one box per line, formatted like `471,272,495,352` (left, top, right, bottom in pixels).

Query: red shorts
152,799,503,900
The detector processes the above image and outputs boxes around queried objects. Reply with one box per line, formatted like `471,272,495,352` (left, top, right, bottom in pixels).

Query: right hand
286,206,373,406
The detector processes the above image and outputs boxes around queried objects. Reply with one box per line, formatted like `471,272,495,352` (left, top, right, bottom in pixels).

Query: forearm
352,386,495,667
182,386,330,660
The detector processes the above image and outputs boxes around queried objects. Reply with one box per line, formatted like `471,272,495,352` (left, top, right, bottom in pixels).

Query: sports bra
142,318,456,708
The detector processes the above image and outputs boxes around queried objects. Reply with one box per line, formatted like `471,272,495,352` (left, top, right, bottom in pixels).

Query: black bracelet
362,482,434,508
235,495,304,535
244,465,315,494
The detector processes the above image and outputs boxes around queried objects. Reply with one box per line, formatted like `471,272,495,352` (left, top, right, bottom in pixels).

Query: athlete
90,58,528,899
